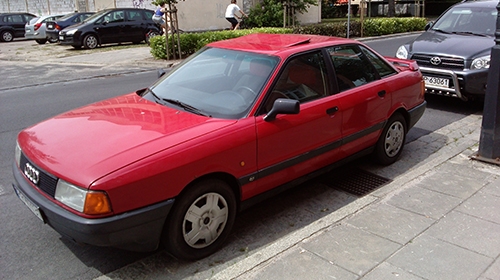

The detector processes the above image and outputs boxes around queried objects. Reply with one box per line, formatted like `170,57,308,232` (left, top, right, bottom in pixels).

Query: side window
126,11,143,21
270,52,328,103
104,11,124,23
360,46,396,78
8,15,24,23
327,45,376,92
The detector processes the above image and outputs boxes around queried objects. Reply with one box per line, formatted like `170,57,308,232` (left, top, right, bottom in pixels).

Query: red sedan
13,33,426,260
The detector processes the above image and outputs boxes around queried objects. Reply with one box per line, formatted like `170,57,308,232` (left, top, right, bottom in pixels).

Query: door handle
378,90,386,97
326,106,339,115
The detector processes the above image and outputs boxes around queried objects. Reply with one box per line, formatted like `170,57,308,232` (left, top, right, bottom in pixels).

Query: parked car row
1,8,160,48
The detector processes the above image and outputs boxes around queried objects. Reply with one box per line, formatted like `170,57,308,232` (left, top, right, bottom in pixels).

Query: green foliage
149,17,427,59
149,28,293,59
246,0,284,28
363,17,428,36
151,0,183,5
245,0,319,28
293,21,362,37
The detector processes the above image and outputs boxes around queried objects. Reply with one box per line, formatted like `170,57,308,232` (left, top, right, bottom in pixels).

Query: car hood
18,93,236,187
409,31,494,58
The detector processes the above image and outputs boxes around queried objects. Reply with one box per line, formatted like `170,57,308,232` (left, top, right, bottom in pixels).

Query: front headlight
396,45,409,59
15,141,22,167
64,28,77,36
471,55,490,70
55,179,112,214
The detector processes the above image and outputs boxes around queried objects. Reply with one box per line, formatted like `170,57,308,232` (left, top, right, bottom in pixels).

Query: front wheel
1,30,14,42
373,113,407,165
83,34,98,49
162,179,236,260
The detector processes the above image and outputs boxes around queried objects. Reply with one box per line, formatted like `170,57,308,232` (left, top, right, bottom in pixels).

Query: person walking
225,0,247,30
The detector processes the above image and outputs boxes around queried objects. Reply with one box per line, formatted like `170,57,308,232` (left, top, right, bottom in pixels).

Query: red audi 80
13,33,426,260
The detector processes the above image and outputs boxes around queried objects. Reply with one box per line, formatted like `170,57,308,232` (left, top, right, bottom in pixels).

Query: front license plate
59,35,64,41
423,76,449,88
13,185,44,222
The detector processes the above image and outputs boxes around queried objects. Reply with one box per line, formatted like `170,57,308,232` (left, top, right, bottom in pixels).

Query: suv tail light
34,23,42,31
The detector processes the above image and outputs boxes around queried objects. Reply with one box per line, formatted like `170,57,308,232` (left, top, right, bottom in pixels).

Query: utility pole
472,1,500,165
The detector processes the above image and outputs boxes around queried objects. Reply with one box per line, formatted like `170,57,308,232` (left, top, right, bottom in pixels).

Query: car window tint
103,11,124,23
144,10,154,19
360,46,396,78
433,7,497,35
126,11,143,21
327,45,376,91
270,51,328,106
7,15,23,23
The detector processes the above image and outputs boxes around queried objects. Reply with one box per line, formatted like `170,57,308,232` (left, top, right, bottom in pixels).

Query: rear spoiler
385,57,420,72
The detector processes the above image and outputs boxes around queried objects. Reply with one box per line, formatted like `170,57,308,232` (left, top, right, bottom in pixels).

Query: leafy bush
149,28,293,59
363,17,427,36
149,17,427,59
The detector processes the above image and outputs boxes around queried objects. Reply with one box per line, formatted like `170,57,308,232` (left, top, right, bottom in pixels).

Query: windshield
82,10,108,23
432,6,497,36
144,47,278,119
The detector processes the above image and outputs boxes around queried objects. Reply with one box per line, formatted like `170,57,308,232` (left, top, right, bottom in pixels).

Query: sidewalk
98,112,500,280
212,113,500,280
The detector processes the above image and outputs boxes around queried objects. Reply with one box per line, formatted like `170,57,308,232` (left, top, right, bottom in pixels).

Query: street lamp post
473,2,500,165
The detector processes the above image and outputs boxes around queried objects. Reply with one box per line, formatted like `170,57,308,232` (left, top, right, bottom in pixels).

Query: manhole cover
319,167,391,196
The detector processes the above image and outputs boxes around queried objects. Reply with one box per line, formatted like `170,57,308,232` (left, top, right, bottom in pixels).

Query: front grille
20,153,58,198
411,54,465,70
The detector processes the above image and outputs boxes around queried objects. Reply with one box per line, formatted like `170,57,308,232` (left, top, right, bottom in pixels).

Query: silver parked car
25,14,64,44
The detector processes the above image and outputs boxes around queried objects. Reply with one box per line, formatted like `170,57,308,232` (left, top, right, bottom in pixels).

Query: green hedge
150,17,426,60
150,28,292,60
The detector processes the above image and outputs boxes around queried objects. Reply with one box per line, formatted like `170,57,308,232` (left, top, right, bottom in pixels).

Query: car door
124,10,145,42
96,10,125,44
251,51,343,197
8,14,27,37
325,44,395,158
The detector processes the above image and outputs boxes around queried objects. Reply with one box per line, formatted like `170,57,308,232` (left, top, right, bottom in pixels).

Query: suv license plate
424,76,449,88
13,185,44,222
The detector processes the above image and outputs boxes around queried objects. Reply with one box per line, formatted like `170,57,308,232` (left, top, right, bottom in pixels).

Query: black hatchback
58,8,160,49
0,12,37,42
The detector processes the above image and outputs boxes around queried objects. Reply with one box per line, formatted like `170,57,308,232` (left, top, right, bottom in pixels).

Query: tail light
34,23,42,31
55,24,61,31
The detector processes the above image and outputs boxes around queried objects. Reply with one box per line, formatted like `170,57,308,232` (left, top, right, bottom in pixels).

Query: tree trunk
388,0,395,17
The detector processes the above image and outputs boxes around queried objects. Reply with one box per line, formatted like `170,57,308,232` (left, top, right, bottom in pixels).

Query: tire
83,34,98,49
35,39,47,44
373,113,407,165
145,30,159,45
72,45,82,49
48,37,58,43
1,30,14,42
162,179,237,260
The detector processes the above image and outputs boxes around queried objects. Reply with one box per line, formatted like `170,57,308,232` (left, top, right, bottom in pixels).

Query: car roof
207,33,357,57
454,0,499,8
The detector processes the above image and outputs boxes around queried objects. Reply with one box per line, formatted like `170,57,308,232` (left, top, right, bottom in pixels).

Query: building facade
0,0,321,31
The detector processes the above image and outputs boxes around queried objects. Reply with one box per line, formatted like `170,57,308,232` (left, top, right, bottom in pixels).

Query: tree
246,0,317,28
388,0,395,17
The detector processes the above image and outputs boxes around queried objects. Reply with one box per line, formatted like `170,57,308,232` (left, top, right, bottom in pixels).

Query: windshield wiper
432,28,451,34
452,31,488,37
162,98,212,117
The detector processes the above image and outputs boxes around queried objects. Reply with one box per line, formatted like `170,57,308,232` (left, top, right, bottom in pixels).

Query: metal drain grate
319,167,391,197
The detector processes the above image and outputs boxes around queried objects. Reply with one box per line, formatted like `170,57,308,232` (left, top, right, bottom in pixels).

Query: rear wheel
48,37,58,43
162,179,236,260
83,34,98,49
1,30,14,42
146,30,160,45
373,113,407,165
35,39,47,44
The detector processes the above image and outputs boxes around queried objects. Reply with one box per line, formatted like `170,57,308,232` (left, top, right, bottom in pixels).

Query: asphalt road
0,36,484,280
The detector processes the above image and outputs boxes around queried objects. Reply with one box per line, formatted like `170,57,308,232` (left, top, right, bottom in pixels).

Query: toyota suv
396,0,497,101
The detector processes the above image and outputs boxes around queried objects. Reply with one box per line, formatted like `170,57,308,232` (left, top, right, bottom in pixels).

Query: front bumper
420,66,488,101
12,161,174,252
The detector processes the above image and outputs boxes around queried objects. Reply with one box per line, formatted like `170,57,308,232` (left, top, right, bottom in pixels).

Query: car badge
24,162,40,185
430,56,442,66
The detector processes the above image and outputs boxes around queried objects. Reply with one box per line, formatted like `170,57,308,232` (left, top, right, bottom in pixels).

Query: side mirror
424,22,433,31
264,99,300,122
